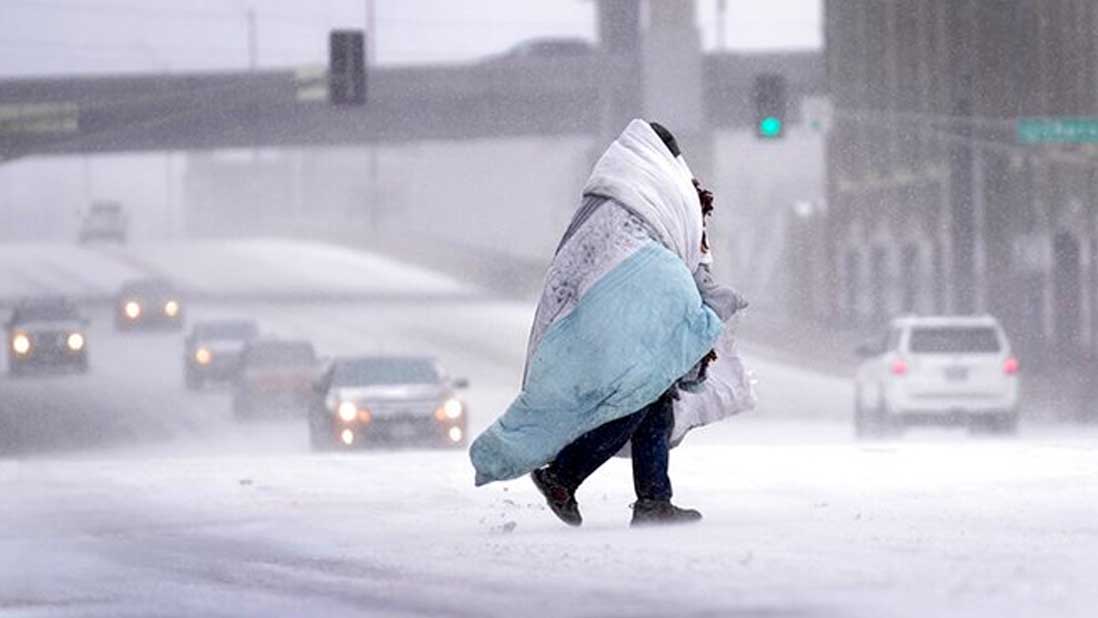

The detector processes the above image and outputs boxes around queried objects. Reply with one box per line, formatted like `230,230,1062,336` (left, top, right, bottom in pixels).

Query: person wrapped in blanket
469,120,749,527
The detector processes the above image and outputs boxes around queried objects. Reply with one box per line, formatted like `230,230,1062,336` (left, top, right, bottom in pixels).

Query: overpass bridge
0,52,822,161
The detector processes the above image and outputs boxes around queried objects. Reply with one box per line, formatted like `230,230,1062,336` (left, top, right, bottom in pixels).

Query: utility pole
365,0,376,65
247,7,258,162
247,7,257,70
165,152,174,239
366,0,378,231
716,0,727,51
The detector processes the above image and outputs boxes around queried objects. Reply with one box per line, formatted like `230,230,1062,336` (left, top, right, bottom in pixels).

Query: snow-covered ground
0,238,472,302
2,239,1097,617
5,422,1098,618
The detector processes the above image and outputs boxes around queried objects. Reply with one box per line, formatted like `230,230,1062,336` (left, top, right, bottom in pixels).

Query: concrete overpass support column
596,0,643,139
643,0,711,181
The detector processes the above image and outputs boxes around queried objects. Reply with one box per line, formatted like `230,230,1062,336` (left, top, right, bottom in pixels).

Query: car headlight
448,426,464,443
337,401,358,423
163,300,180,317
11,333,30,355
124,301,141,319
442,398,463,420
194,347,212,365
436,398,464,421
67,332,85,351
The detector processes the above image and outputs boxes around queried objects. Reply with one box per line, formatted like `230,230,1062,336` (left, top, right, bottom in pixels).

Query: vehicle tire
856,388,896,440
308,415,334,452
853,385,869,438
971,413,1018,436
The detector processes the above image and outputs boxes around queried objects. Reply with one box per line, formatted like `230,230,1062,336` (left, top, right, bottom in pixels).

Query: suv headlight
12,333,30,355
67,332,85,351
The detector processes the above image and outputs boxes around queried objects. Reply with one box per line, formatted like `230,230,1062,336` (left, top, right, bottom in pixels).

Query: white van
854,315,1019,437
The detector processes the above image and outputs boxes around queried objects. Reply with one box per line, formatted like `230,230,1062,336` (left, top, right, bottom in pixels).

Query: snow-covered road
2,239,1096,617
6,423,1098,618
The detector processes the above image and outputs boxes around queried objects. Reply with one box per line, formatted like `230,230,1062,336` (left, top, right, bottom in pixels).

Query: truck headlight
164,300,180,317
337,401,358,423
67,332,85,351
124,301,141,319
12,333,30,355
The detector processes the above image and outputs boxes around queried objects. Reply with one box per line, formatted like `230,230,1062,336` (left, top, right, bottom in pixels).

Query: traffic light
329,30,366,105
753,73,787,139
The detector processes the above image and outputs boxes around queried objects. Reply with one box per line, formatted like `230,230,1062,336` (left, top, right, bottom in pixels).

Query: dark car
5,296,88,375
184,319,260,389
308,355,469,450
233,339,317,419
115,278,184,331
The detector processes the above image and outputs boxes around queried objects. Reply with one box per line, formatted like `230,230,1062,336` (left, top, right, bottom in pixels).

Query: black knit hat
648,121,681,158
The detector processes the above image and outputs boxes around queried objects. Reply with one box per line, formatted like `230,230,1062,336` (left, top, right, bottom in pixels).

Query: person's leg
532,409,648,526
548,409,647,490
629,391,702,526
630,392,674,501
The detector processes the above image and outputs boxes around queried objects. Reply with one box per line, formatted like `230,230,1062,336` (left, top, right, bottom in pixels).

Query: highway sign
1017,117,1098,144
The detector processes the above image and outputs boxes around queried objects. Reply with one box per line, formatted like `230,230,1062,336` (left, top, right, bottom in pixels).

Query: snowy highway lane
2,240,1097,617
5,423,1098,618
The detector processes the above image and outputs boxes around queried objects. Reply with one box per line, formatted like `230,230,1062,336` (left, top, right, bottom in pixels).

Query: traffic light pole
948,77,978,314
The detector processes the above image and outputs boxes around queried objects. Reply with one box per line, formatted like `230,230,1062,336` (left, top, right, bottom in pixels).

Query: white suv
854,315,1019,437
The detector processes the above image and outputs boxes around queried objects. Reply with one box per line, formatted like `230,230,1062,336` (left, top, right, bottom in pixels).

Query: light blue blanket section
470,241,723,486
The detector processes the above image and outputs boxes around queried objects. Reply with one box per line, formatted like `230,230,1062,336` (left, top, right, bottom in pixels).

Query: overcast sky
0,0,821,77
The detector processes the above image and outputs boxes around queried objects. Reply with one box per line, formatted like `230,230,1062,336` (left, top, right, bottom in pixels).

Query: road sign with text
1017,117,1098,144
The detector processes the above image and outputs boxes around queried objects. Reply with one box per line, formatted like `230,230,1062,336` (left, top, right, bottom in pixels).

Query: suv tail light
890,358,908,376
1003,357,1019,375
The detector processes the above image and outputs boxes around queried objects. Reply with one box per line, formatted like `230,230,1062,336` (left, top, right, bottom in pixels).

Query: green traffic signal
759,116,783,138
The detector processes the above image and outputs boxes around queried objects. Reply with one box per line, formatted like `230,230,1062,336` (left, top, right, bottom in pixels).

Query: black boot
630,499,702,527
531,468,582,527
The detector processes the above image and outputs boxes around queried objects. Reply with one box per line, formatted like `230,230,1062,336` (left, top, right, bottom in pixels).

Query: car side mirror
855,342,882,358
452,377,470,389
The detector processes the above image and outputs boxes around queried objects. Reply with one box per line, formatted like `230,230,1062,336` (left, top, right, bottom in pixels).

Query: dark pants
547,392,674,501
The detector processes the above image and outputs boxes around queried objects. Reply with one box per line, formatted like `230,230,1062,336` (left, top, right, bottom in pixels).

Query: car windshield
13,302,79,322
332,358,440,387
123,280,175,297
909,327,1002,354
246,343,315,367
196,322,257,340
